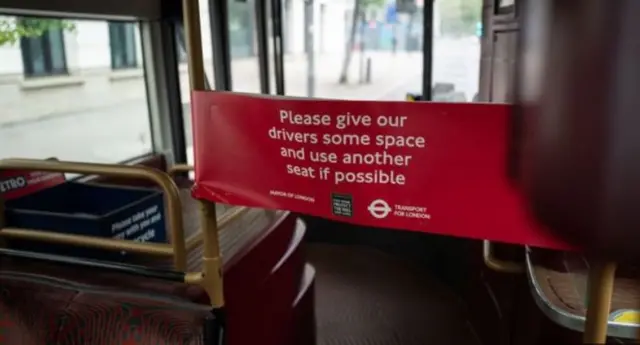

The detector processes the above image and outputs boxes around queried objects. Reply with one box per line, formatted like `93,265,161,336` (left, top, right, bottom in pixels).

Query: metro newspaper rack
4,176,167,259
0,158,240,343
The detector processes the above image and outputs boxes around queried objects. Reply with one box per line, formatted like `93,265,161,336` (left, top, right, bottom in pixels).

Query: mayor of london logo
368,199,392,219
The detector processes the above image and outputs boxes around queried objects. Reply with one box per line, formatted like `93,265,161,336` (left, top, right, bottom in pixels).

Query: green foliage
438,0,482,36
0,17,76,46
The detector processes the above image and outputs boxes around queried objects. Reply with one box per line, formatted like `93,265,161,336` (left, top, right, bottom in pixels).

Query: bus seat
80,156,290,284
225,218,307,345
0,218,309,345
86,158,296,296
55,291,209,345
292,264,317,345
0,158,309,344
0,273,209,345
0,275,76,345
526,248,640,340
1,210,297,304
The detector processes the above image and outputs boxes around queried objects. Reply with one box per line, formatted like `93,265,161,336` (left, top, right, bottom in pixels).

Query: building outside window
1,17,153,164
20,19,68,77
109,22,138,69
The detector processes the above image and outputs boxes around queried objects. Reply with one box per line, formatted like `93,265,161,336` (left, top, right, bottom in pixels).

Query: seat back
0,272,208,345
0,274,75,345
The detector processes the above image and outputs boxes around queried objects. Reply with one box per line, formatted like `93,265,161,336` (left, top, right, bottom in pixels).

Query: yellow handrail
181,0,225,310
185,206,249,252
0,228,173,255
168,164,194,178
482,240,524,273
583,262,617,343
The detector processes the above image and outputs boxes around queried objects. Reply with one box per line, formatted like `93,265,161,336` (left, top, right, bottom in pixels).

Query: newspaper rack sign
0,170,66,200
191,91,572,250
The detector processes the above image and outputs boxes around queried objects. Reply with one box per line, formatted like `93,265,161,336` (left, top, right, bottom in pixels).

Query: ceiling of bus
0,0,182,20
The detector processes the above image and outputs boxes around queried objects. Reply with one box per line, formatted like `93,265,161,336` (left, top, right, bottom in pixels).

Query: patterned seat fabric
0,276,76,345
56,293,208,345
0,274,209,345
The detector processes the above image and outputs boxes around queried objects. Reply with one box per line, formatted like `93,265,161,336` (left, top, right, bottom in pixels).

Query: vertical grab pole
200,201,225,344
421,0,434,100
271,0,286,95
183,0,206,91
583,262,616,344
181,1,225,344
304,0,315,97
255,0,271,94
208,0,232,90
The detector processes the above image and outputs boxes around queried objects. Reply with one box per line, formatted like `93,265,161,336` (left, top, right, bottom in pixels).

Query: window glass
431,0,481,102
109,22,138,69
109,23,123,67
176,0,262,94
0,17,153,163
179,0,262,164
179,0,428,162
48,29,67,71
228,0,261,94
24,36,46,75
124,24,137,67
179,0,482,163
20,19,67,77
276,0,480,102
281,0,424,101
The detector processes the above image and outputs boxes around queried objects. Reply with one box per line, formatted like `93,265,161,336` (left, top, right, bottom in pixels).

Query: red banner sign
192,91,573,250
0,170,66,200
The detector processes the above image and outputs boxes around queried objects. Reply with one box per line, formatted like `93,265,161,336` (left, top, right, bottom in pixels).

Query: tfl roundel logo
368,199,392,219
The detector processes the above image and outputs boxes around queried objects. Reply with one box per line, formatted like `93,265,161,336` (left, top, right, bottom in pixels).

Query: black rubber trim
0,248,187,282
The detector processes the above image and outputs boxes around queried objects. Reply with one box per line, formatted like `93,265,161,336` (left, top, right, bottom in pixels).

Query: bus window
431,0,481,102
176,0,210,165
178,0,264,164
178,0,265,95
228,0,265,93
176,0,261,94
281,0,426,101
0,16,153,163
179,0,483,163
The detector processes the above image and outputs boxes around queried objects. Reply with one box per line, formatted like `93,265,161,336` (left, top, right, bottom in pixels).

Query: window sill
109,68,144,81
20,75,85,91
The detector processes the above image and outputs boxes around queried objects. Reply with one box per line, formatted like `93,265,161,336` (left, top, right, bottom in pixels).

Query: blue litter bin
4,182,166,259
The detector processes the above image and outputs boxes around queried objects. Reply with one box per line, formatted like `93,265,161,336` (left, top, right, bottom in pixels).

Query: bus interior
0,0,638,344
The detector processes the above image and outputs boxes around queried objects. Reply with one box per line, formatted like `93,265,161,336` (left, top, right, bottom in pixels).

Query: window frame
495,0,516,15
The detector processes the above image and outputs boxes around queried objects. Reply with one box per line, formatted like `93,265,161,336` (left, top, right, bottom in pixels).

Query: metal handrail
180,0,226,321
168,163,194,178
482,240,524,273
0,158,187,270
583,261,617,343
185,206,249,252
167,163,249,254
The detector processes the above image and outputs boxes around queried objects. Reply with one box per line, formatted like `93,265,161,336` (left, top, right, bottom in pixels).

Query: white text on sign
268,109,428,186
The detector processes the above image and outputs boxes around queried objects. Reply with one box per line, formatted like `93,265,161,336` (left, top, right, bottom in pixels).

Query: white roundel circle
368,199,391,219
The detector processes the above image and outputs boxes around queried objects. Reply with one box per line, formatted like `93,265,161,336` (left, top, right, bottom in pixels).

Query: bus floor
308,243,481,345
